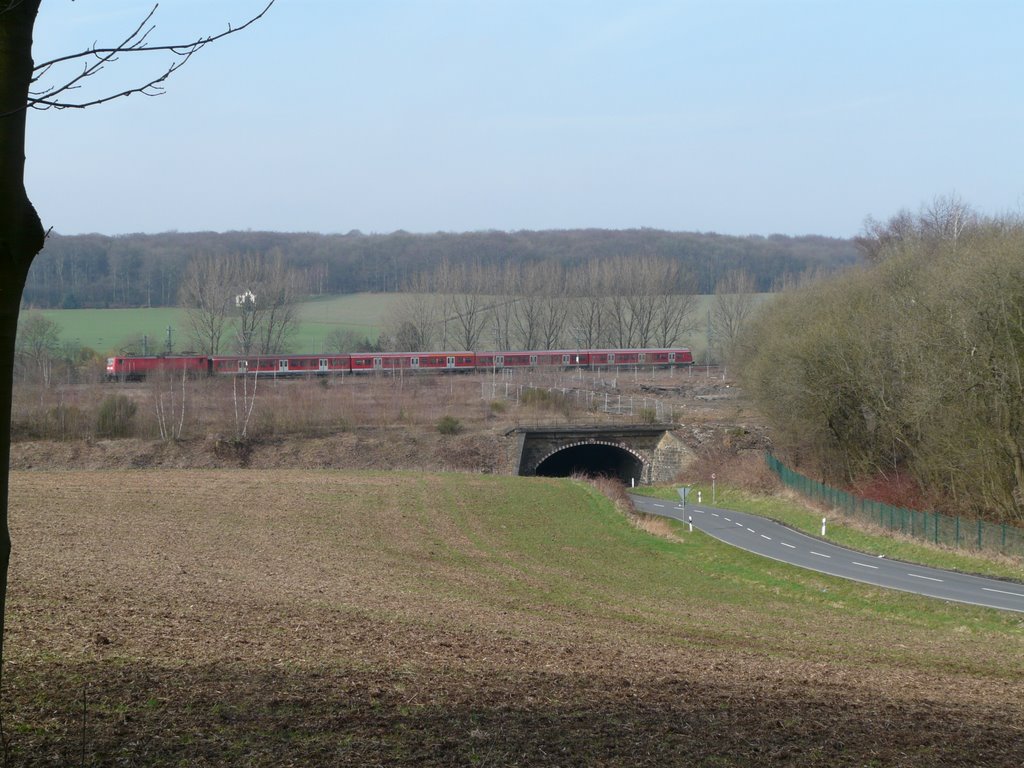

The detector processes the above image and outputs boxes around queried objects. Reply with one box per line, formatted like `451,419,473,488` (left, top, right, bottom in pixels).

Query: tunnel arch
533,439,647,484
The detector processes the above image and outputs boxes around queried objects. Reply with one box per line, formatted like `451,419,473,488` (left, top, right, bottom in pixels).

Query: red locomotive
106,347,693,380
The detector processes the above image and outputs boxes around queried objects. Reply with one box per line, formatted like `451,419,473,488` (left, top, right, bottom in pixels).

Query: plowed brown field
4,470,1023,766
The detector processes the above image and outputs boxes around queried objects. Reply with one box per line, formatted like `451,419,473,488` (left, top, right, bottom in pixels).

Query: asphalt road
629,493,1024,614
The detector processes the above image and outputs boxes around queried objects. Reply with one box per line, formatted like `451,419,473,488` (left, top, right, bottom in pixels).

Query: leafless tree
535,262,570,350
566,261,607,348
180,254,238,355
151,368,188,441
489,263,518,351
711,269,757,362
511,266,544,350
14,311,60,386
651,264,701,348
384,273,444,352
920,193,976,247
246,254,301,355
437,258,490,350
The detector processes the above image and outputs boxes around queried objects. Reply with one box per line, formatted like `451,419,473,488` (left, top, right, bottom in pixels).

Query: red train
106,347,693,380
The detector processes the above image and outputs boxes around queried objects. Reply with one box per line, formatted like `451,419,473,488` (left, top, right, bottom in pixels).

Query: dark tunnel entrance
534,443,645,484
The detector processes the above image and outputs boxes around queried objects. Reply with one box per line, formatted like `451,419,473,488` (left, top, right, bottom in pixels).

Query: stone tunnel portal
534,442,645,484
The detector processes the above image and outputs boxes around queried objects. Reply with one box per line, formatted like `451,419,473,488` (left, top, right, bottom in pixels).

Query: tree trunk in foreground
0,0,47,677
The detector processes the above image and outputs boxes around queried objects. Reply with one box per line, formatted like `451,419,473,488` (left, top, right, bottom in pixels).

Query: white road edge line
983,587,1024,598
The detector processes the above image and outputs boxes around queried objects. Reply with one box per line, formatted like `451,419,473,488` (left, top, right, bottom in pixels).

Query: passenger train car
106,347,693,380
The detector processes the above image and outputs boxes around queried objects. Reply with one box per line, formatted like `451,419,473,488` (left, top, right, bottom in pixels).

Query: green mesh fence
765,453,1024,558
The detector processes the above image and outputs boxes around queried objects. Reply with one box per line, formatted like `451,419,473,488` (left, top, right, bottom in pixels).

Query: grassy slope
5,470,1023,766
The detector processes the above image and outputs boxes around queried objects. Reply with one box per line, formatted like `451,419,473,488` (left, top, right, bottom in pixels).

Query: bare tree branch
7,1,274,114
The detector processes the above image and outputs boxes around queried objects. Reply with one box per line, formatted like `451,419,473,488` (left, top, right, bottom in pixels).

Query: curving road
629,493,1024,614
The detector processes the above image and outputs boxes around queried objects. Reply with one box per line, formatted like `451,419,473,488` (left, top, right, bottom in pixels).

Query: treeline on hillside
22,229,859,309
738,202,1024,522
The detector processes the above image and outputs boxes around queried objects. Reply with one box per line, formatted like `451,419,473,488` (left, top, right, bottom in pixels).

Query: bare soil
4,470,1023,767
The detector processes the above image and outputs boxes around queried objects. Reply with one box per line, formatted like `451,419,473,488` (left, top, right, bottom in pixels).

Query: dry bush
849,472,937,512
632,513,685,543
683,446,779,494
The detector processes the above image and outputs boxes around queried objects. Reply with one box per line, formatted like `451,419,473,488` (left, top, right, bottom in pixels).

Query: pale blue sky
25,0,1024,237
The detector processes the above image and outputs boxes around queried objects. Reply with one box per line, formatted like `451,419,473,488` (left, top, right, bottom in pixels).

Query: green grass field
33,293,404,355
29,292,749,357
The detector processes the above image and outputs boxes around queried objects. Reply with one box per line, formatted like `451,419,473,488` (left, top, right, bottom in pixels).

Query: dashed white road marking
810,551,831,558
781,542,797,549
853,562,880,570
735,522,743,527
983,587,1024,598
723,517,731,522
760,535,772,541
653,503,665,508
711,513,719,517
907,573,943,583
746,527,756,533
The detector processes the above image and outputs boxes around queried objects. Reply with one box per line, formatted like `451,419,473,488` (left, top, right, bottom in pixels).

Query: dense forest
22,229,859,309
737,201,1024,522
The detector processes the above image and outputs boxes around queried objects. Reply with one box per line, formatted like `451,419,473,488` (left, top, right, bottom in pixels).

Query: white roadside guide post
677,487,694,531
712,473,716,504
821,517,827,536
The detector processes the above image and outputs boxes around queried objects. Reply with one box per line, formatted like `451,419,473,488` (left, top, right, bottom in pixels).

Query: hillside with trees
737,200,1024,522
22,229,859,309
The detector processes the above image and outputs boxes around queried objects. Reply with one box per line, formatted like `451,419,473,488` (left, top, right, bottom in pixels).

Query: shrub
520,387,573,416
96,394,137,438
437,415,463,435
48,404,87,440
638,407,658,424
